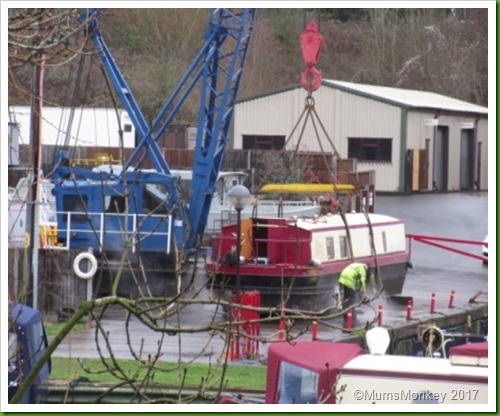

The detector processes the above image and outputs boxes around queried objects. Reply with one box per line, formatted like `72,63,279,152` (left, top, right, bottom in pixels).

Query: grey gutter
399,108,409,193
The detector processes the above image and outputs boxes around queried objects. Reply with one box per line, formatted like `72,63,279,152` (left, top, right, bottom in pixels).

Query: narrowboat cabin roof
341,352,489,379
285,212,404,232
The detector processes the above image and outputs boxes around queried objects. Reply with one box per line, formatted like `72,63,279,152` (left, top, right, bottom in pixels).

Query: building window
242,135,285,150
123,124,132,133
348,138,392,162
325,237,335,260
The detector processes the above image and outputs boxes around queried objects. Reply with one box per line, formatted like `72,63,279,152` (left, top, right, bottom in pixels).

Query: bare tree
8,9,90,104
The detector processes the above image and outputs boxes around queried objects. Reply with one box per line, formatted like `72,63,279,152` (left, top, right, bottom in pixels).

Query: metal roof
237,80,488,116
323,79,488,115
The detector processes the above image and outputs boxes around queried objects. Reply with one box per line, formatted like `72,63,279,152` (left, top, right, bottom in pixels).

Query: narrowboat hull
207,257,409,312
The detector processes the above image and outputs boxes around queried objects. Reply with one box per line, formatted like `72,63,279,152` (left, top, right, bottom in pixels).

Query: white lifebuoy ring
73,252,98,280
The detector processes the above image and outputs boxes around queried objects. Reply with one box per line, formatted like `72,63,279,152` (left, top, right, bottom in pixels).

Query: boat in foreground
206,212,411,312
218,333,488,404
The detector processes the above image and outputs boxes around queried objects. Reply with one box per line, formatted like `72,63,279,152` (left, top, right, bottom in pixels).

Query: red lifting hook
300,21,324,92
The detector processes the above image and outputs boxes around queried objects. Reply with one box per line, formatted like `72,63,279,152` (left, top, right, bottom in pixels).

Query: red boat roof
265,341,364,403
448,341,488,367
449,342,488,358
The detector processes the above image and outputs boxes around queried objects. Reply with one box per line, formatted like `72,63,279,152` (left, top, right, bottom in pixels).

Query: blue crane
51,9,256,292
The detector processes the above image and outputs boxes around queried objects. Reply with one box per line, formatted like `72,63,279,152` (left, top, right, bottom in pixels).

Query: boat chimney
366,327,390,355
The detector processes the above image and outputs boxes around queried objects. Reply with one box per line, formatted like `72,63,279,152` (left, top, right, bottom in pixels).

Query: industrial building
233,80,488,193
8,106,136,149
8,106,136,171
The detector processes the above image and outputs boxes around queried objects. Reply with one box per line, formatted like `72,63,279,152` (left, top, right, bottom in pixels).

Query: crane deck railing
47,211,173,254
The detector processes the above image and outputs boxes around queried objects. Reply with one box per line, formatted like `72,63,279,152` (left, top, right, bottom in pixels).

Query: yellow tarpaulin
257,183,355,194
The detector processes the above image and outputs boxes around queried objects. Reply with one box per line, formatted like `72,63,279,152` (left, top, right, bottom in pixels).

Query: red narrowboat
205,212,411,312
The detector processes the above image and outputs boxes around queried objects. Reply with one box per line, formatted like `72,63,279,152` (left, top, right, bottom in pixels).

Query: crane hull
93,250,183,298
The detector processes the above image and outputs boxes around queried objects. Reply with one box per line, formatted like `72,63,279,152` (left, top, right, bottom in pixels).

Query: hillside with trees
8,8,488,125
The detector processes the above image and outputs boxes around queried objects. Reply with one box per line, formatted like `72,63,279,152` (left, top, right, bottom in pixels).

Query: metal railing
49,211,172,254
406,234,487,263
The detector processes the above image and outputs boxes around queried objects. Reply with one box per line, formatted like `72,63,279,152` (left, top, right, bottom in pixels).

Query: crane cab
54,172,176,253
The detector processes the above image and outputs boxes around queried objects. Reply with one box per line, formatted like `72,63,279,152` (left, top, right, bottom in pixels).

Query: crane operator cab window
62,195,89,223
142,184,169,215
105,195,126,214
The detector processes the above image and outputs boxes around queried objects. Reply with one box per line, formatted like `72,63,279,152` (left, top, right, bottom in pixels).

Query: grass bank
50,357,267,390
46,321,267,390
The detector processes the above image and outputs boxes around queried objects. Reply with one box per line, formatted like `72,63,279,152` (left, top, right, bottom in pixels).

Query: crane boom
187,8,256,249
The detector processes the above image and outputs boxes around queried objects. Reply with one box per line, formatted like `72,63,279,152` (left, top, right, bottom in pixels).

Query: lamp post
227,184,251,298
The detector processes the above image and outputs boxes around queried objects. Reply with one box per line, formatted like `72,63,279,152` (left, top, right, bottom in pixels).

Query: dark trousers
339,284,356,321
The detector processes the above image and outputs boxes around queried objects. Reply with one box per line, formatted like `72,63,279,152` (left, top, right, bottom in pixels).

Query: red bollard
448,290,455,308
430,293,436,314
312,316,318,341
377,305,383,326
345,308,353,329
406,299,412,320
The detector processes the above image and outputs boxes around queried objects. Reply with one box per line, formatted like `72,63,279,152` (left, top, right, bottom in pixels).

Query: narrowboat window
62,195,89,223
325,237,335,260
382,231,387,253
278,361,319,404
339,235,350,258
